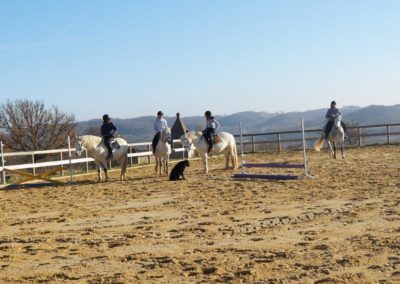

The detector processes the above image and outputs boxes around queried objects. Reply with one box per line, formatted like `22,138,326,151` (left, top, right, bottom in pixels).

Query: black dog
169,160,190,181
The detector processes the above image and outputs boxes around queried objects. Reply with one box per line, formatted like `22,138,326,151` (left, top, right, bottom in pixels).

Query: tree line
0,99,77,153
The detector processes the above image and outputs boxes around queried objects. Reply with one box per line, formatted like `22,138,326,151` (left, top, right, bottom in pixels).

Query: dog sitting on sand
169,160,190,181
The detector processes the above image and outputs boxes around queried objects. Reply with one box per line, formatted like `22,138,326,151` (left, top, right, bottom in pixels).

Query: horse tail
120,149,128,179
231,137,238,169
314,136,325,152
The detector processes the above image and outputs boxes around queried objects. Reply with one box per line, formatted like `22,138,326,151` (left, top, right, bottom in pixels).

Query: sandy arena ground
0,145,399,283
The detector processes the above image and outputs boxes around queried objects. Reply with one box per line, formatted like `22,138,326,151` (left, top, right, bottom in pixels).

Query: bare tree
0,99,76,152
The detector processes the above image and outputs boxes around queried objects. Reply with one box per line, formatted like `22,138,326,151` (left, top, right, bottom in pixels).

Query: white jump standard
233,117,314,180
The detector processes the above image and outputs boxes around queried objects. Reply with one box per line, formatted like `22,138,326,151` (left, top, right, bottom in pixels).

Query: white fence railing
2,121,400,185
0,138,186,184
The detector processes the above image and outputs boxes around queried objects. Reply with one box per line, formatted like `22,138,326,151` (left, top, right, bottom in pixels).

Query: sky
0,0,399,121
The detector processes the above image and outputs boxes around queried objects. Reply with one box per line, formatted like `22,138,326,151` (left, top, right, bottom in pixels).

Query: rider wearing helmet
152,111,169,154
324,101,347,139
101,114,117,160
204,110,220,153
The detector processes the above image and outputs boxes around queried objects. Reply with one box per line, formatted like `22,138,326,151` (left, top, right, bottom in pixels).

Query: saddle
213,134,222,144
202,132,222,146
103,138,120,150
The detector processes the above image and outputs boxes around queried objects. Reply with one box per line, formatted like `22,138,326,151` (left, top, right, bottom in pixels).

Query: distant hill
77,105,400,142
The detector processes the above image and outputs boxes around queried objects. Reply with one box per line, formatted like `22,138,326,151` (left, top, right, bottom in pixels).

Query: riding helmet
103,114,110,121
157,111,164,116
331,101,336,105
205,110,212,117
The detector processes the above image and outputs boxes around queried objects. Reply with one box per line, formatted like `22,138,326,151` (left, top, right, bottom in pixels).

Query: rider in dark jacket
324,101,347,139
101,114,117,160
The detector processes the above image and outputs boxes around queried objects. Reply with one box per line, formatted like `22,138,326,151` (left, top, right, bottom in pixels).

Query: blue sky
1,0,399,120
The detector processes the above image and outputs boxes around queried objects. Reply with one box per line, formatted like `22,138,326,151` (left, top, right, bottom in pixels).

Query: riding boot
152,132,160,154
107,152,113,161
208,140,213,153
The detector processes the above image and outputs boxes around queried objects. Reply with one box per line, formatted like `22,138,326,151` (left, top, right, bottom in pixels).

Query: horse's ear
185,130,189,133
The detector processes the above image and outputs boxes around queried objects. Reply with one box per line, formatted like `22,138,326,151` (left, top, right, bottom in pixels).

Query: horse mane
81,135,102,150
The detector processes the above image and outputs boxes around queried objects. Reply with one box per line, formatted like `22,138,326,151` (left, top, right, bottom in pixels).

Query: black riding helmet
103,114,110,121
205,110,212,117
157,111,164,116
331,101,336,106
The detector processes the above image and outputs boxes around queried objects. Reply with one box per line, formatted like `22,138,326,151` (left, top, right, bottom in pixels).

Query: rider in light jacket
152,111,169,154
204,110,220,153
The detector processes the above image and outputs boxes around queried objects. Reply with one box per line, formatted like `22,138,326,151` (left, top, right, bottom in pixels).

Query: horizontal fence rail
0,139,186,184
234,123,400,153
1,122,400,184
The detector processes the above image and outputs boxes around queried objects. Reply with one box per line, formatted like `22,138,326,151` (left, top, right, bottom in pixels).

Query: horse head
75,136,85,156
334,114,342,129
160,127,171,143
180,131,195,152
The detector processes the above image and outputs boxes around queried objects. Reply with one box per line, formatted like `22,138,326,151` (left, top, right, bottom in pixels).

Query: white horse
314,115,345,159
76,135,129,182
154,128,172,175
181,131,238,174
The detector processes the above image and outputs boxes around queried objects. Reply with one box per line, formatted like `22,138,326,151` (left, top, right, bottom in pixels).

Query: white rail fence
1,122,400,184
0,139,186,184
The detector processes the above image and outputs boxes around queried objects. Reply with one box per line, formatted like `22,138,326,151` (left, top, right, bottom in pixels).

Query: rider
204,110,220,153
152,111,169,154
324,101,347,139
101,114,117,160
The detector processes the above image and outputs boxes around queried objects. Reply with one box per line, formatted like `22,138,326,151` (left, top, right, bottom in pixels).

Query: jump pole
239,122,245,174
301,117,315,179
233,117,314,180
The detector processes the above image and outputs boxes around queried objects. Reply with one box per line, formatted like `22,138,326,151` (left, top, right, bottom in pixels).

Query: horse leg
97,167,102,182
202,153,209,174
327,141,334,158
165,157,169,175
333,143,337,159
95,161,102,182
225,149,230,170
103,162,109,182
159,158,162,175
154,157,158,174
341,142,345,159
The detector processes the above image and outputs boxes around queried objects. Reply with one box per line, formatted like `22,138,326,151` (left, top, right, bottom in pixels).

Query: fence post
251,136,255,153
358,128,362,147
277,133,281,152
67,136,73,183
129,146,133,166
85,150,89,173
147,144,151,164
31,154,35,175
386,125,391,144
60,152,64,176
1,141,5,185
